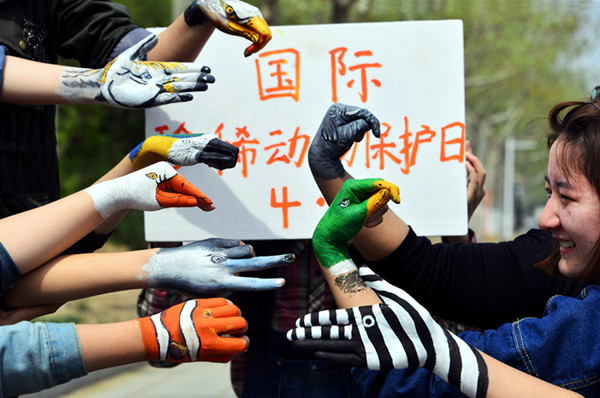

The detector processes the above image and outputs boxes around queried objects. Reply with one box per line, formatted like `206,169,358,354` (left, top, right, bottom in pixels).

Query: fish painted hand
137,298,248,363
59,34,215,108
85,161,214,218
309,103,381,180
129,134,239,170
142,238,294,295
184,0,272,57
312,178,400,270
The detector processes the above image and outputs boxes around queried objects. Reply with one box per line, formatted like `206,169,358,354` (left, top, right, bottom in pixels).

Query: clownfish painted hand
137,298,248,363
85,161,214,218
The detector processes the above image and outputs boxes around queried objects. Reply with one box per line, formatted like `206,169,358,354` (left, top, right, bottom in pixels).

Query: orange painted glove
137,298,248,363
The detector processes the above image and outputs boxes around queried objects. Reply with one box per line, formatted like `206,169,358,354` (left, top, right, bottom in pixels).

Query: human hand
184,0,272,57
287,266,489,398
308,103,381,180
143,238,294,295
312,178,400,270
60,34,215,108
137,298,248,363
465,142,486,220
129,134,239,170
85,161,214,218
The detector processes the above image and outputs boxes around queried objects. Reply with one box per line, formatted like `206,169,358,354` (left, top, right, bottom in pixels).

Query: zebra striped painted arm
287,266,488,398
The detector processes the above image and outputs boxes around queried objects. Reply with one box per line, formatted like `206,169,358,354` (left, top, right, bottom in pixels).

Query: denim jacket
353,285,600,397
0,321,86,397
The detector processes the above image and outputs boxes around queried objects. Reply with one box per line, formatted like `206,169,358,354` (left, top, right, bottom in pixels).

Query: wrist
184,1,208,27
312,235,352,270
308,147,345,180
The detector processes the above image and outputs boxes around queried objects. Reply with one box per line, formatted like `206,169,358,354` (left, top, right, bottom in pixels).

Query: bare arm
3,238,292,308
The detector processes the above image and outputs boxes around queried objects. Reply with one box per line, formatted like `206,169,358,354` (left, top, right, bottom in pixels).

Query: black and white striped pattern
287,267,488,398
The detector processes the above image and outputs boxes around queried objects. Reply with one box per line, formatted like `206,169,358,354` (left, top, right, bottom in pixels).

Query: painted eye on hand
340,198,350,208
142,71,152,79
211,255,225,263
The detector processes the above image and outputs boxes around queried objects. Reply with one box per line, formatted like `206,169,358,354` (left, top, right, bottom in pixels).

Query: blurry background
57,0,600,252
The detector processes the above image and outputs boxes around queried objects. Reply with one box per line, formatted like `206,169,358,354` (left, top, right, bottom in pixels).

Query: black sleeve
55,0,138,67
351,228,587,329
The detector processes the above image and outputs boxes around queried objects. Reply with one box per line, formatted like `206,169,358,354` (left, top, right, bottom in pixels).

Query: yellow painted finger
366,189,391,215
373,180,401,204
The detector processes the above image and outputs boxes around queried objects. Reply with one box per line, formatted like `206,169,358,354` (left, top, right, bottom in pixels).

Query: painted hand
184,0,272,57
137,298,248,363
312,178,400,270
287,266,489,398
85,161,214,218
143,238,294,295
129,134,239,170
309,103,381,180
59,34,215,108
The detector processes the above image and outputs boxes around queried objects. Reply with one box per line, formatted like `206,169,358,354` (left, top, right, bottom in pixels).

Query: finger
364,204,388,228
159,173,213,207
206,303,242,318
347,108,381,138
366,189,391,216
210,316,248,336
315,351,365,367
206,238,244,249
374,180,401,204
224,253,295,272
293,339,355,353
163,80,213,93
296,308,352,328
288,325,352,341
211,335,248,356
129,34,158,60
196,297,230,308
221,244,254,258
226,276,285,291
151,93,194,107
196,139,239,170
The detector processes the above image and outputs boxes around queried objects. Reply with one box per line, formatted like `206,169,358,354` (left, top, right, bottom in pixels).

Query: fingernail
276,278,285,286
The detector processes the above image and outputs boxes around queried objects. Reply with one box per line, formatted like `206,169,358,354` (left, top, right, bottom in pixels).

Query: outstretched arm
3,238,293,308
0,298,247,397
0,162,210,277
1,35,215,108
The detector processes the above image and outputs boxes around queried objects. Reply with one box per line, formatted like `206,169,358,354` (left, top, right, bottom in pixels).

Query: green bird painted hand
312,178,400,270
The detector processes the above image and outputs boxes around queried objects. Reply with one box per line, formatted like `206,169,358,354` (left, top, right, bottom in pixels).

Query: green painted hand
312,178,400,269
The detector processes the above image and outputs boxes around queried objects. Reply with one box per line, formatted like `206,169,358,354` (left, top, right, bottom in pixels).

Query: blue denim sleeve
0,241,21,296
0,45,7,99
0,321,86,397
355,286,600,396
109,27,152,59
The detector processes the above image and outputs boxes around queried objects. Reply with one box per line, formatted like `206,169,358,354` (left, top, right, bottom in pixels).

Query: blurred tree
58,0,594,247
260,0,593,238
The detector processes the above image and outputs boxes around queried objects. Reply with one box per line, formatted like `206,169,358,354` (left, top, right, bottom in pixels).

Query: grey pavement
23,361,237,398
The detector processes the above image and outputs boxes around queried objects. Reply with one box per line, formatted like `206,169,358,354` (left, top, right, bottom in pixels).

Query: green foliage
57,0,596,247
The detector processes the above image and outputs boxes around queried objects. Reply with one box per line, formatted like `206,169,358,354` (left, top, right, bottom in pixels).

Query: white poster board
144,20,467,241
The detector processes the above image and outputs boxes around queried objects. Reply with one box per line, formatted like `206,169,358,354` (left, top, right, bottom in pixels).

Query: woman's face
538,139,600,279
